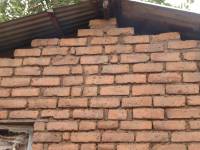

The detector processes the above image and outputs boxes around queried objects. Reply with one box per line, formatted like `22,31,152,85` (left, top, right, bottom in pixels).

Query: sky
135,0,200,13
167,0,200,13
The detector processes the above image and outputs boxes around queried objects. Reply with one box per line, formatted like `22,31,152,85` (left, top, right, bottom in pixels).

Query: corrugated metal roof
118,0,200,40
0,0,99,55
1,0,200,56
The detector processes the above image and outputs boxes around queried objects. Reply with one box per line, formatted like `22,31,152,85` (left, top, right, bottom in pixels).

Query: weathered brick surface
1,18,200,149
14,48,41,57
123,35,150,44
60,38,87,46
135,43,164,53
168,40,198,49
152,32,180,42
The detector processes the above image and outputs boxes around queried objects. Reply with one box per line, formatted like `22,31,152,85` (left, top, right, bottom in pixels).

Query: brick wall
0,18,200,150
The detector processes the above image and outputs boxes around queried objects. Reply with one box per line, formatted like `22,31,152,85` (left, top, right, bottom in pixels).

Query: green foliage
143,0,171,6
142,0,195,9
0,0,80,22
0,0,195,22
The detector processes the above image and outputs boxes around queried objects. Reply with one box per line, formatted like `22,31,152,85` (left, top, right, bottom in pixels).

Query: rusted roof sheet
118,0,200,40
0,0,99,54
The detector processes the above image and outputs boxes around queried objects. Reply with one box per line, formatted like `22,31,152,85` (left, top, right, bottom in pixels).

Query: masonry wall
0,18,200,150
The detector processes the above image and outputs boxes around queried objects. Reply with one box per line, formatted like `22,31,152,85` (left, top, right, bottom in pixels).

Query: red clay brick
71,86,82,97
1,77,30,87
34,122,45,131
102,131,135,142
14,48,41,57
151,52,181,62
80,55,108,64
136,131,169,142
91,37,118,45
48,144,78,150
12,88,39,97
122,97,152,107
0,99,27,109
58,98,88,108
102,64,129,74
172,132,200,142
63,76,83,86
110,55,118,63
108,109,127,120
47,121,78,131
33,132,62,142
105,45,133,54
79,121,96,131
78,29,104,36
71,132,101,142
75,46,103,55
153,121,186,130
152,32,180,42
73,109,103,119
0,68,13,76
132,84,165,96
123,35,150,44
97,121,118,129
43,87,70,96
100,85,130,96
121,54,149,63
9,110,38,119
28,98,57,109
133,63,164,72
83,86,97,96
116,74,146,83
153,96,186,107
148,73,181,83
107,27,134,35
0,58,22,67
189,121,200,129
43,66,70,75
15,67,41,76
98,144,115,150
167,108,200,119
183,52,200,60
84,65,99,74
168,40,198,49
166,62,197,71
133,108,164,119
0,111,8,119
63,133,70,141
152,144,186,150
23,57,50,66
183,72,200,82
31,77,60,86
90,97,120,108
166,84,199,94
188,144,200,150
32,144,43,150
120,121,152,130
41,110,70,119
81,144,96,150
187,96,200,105
117,144,149,150
135,43,164,53
71,65,82,74
85,75,114,85
42,47,69,56
52,55,79,65
0,89,10,97
60,38,87,46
